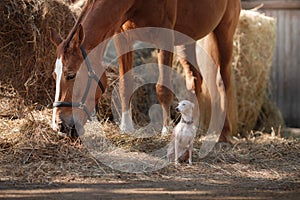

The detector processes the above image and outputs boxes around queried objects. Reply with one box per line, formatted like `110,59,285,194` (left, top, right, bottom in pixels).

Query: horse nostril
58,122,67,133
70,125,79,138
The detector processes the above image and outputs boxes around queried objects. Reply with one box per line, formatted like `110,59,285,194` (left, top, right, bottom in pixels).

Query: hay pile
232,10,277,134
0,0,76,106
0,110,299,183
0,110,110,183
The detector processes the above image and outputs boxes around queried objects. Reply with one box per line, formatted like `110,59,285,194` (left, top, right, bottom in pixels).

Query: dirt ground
1,163,300,200
0,110,300,199
1,164,300,200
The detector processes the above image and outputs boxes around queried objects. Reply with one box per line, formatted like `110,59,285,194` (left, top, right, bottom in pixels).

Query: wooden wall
242,0,300,127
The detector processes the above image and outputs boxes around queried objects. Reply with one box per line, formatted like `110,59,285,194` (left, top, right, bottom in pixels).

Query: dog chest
175,124,194,146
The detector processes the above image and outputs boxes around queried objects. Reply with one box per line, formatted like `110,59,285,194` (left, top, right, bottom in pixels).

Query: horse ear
70,24,85,49
50,28,62,46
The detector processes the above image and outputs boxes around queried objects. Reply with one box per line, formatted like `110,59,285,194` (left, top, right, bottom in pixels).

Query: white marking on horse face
52,57,63,131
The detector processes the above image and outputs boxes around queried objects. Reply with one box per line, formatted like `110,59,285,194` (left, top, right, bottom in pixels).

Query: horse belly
174,0,227,43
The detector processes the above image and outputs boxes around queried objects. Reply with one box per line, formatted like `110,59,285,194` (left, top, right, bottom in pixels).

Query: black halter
53,46,105,121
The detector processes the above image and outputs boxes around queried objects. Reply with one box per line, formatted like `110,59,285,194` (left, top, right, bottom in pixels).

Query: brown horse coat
51,0,241,142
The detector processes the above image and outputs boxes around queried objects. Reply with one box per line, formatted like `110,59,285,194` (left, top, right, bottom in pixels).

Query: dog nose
175,107,180,112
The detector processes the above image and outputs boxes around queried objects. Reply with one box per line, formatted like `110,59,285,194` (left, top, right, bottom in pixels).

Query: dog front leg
188,143,193,165
174,138,179,165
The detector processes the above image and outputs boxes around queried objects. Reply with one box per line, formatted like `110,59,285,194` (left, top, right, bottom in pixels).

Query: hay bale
0,0,76,106
232,10,277,134
255,93,285,133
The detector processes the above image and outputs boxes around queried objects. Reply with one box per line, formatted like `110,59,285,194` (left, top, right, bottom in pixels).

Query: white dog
167,100,195,165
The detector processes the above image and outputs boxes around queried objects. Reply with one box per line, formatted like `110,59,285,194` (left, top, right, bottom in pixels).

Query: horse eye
66,73,76,81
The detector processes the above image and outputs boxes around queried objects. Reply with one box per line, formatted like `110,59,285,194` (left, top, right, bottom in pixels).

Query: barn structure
242,0,300,128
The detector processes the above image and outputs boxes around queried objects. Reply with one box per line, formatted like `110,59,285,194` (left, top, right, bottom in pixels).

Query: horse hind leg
212,2,240,142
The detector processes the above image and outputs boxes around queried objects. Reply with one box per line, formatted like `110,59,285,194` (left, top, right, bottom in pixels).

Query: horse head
50,24,107,137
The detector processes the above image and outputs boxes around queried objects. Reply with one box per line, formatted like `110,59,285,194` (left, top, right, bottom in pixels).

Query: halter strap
53,46,105,121
80,46,105,94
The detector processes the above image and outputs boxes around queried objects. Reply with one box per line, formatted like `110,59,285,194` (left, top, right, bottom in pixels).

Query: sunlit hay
0,109,109,183
83,121,170,173
200,132,300,181
68,0,85,15
0,0,76,106
1,108,299,183
232,10,276,134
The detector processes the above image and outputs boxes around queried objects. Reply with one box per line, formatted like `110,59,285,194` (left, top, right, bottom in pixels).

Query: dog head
175,100,194,115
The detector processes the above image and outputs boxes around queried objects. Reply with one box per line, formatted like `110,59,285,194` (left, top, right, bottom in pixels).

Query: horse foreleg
114,35,134,132
156,49,174,136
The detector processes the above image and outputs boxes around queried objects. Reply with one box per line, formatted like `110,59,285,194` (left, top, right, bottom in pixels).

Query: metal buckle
79,102,85,110
88,70,96,78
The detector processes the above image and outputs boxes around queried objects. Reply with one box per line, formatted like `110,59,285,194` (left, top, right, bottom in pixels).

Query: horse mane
65,0,95,50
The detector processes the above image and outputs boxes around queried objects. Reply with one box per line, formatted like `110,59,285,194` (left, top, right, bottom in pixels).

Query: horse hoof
120,123,135,133
120,111,134,133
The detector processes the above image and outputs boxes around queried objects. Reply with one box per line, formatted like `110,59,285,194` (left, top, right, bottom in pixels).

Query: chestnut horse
51,0,241,142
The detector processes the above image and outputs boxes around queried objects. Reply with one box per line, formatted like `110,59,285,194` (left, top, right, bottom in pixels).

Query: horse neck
80,0,136,51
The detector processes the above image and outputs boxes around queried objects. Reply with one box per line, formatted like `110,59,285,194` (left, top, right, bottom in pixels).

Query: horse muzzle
55,119,85,138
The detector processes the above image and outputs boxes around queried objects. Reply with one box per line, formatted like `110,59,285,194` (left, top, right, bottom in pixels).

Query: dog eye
65,73,76,81
182,103,186,106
